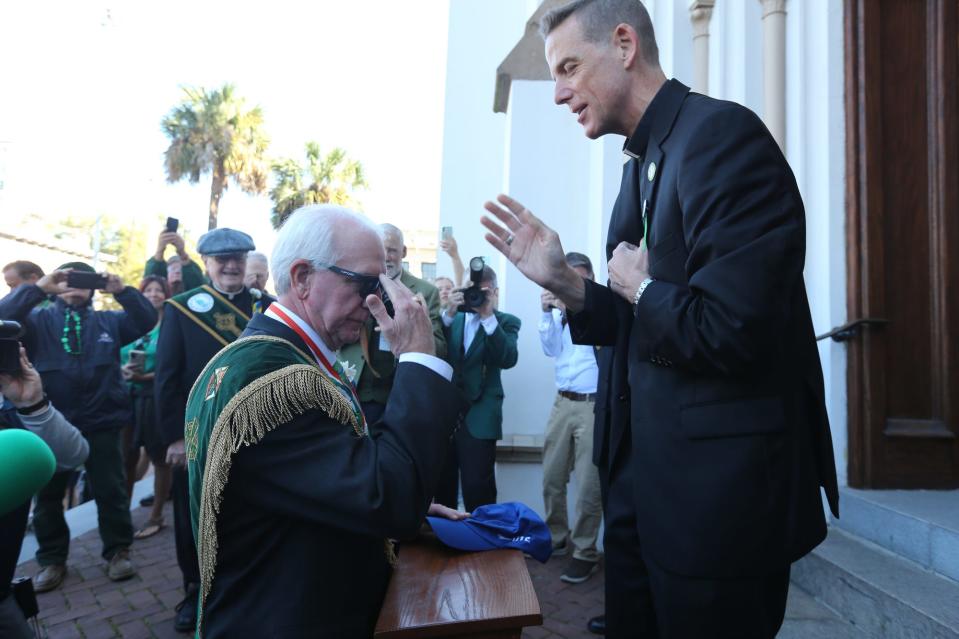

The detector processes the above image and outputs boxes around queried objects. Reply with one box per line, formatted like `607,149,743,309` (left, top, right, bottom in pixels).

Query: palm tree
269,141,367,229
161,84,270,230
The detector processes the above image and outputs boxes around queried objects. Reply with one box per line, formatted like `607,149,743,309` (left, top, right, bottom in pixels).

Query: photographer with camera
145,225,205,292
0,261,157,592
1,341,89,639
435,259,520,511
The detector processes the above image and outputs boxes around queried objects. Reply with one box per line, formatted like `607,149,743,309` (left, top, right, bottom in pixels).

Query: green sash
166,285,251,347
185,335,363,637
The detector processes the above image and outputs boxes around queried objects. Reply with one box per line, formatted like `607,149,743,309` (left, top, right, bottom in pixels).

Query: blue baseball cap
427,502,552,563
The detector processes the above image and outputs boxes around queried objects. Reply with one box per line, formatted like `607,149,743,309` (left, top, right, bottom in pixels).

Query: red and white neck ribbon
266,305,365,430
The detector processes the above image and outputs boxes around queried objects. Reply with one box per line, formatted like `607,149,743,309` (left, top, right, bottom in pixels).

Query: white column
689,0,716,95
760,0,787,150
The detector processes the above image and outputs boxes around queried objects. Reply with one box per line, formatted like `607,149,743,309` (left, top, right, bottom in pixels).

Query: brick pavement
14,502,603,638
15,503,839,638
16,502,185,639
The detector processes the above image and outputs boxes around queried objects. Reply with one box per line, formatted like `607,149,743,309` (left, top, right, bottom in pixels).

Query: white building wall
708,0,764,108
436,0,533,284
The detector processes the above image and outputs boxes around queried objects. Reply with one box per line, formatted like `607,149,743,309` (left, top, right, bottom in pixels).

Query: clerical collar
622,79,673,160
264,302,337,365
210,282,245,300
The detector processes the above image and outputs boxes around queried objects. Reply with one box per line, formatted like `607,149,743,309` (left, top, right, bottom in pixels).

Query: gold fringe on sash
195,362,361,635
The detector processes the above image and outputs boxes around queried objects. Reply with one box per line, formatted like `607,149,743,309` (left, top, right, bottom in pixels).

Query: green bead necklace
61,308,83,355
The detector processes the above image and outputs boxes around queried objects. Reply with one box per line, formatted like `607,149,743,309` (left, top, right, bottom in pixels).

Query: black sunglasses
322,264,383,298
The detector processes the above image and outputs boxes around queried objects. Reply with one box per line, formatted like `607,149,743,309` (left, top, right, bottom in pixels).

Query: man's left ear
290,260,312,298
614,23,639,68
402,246,408,259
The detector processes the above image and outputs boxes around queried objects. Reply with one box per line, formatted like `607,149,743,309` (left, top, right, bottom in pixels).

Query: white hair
271,204,381,295
247,251,269,265
380,223,404,246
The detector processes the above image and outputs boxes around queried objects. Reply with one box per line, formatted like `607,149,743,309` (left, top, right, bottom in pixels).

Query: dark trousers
0,595,32,639
34,428,133,565
434,426,496,512
602,447,790,639
172,466,200,589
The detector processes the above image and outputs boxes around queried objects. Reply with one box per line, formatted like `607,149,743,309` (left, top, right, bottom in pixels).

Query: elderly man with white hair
184,205,465,638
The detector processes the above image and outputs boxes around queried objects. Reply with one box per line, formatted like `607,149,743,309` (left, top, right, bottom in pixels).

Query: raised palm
481,194,569,289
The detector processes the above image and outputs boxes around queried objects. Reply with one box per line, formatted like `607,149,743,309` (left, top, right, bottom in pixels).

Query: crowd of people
2,0,843,637
2,214,606,636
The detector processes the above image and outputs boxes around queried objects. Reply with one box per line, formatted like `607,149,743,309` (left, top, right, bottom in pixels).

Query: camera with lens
0,320,24,377
457,257,489,314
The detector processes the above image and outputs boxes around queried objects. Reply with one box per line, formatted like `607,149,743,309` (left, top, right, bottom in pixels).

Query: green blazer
446,310,520,440
340,269,447,405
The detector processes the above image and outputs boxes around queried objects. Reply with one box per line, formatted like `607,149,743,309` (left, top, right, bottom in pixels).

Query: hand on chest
608,149,686,282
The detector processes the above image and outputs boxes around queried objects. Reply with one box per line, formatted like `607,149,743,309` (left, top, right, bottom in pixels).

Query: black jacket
153,287,272,447
0,284,156,433
571,79,839,578
200,313,466,638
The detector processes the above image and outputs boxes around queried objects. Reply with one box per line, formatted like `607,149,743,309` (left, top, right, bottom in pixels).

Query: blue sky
0,0,451,259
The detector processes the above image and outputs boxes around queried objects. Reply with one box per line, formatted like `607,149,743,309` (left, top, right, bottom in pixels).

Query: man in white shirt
539,252,603,584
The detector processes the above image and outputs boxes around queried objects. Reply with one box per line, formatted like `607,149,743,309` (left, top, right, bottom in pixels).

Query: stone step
777,586,869,639
792,527,959,639
833,487,959,583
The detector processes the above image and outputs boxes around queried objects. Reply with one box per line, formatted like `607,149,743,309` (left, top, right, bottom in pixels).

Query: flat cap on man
197,228,256,256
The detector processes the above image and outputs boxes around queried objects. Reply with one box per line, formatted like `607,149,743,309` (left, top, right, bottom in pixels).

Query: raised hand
367,274,435,357
481,194,570,290
35,270,70,296
103,273,125,295
439,236,460,258
0,347,44,408
482,194,587,312
445,290,465,318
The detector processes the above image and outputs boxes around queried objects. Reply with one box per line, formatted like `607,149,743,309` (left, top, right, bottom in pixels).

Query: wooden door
845,0,959,488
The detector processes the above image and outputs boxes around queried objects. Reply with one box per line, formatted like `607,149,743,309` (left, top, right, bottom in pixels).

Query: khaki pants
542,394,602,563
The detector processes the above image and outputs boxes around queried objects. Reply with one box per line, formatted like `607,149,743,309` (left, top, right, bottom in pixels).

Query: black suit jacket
571,79,839,579
201,313,466,638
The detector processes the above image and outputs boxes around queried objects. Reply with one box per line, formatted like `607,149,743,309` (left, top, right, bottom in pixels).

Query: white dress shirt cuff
441,311,455,327
399,352,454,381
479,314,499,334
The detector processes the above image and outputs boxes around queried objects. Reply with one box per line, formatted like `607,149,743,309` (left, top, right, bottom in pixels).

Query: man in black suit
481,1,839,637
184,205,464,637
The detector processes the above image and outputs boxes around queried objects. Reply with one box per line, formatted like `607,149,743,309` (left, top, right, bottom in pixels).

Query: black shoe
139,494,155,507
587,614,606,635
174,587,198,633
